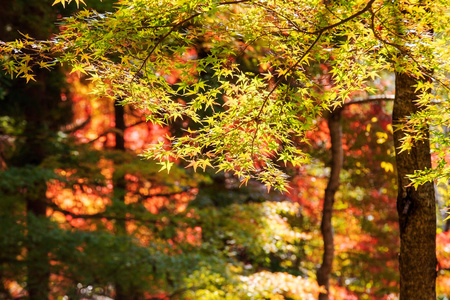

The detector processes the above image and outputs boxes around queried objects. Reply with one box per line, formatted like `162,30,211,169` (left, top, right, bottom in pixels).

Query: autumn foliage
1,0,450,300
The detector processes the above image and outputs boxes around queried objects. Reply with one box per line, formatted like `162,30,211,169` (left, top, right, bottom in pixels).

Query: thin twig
87,120,147,143
309,0,376,34
253,2,309,34
131,12,202,84
343,95,395,106
253,0,378,124
250,31,323,159
369,9,450,93
249,0,378,160
131,0,252,84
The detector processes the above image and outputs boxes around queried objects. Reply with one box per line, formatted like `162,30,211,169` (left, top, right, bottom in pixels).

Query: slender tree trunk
113,98,127,235
21,90,52,300
113,98,127,236
113,100,143,300
317,107,343,300
393,71,436,299
26,184,49,300
24,130,50,300
114,99,126,152
113,99,130,300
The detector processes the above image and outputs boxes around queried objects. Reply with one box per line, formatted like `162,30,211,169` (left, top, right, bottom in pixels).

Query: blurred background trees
1,1,450,300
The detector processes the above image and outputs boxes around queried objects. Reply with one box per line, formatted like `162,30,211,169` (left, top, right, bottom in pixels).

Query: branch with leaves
1,0,450,189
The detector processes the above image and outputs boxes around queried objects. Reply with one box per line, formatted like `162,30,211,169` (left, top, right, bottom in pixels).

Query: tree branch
88,128,122,144
253,3,306,34
48,188,193,221
61,116,91,133
87,120,147,143
49,203,159,223
310,0,376,35
249,0,378,158
131,12,203,83
343,95,395,107
250,31,323,159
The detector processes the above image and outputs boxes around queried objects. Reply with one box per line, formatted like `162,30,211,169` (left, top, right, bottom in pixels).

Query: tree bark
26,183,50,300
114,99,126,152
393,71,436,299
113,100,143,300
113,99,127,237
21,82,54,300
317,107,343,300
113,99,130,300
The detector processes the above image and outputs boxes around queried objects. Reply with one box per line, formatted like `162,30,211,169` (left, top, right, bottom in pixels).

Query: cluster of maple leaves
2,0,450,298
48,65,449,299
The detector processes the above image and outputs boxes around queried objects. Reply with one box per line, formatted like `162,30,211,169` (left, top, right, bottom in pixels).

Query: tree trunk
113,98,127,236
21,88,53,300
113,99,130,300
114,99,126,152
317,107,343,300
393,71,436,299
22,126,50,300
26,183,49,300
445,216,450,233
113,98,127,235
113,100,143,300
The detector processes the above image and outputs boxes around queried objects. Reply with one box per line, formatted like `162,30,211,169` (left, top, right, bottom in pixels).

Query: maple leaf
24,73,36,83
185,160,200,172
158,161,174,173
70,64,87,76
52,0,66,8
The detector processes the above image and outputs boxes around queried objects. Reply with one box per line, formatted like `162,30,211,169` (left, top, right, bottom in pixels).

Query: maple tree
1,0,450,299
0,5,324,299
1,68,327,299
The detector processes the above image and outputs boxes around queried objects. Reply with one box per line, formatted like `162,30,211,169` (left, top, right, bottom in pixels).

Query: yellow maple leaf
52,0,66,8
